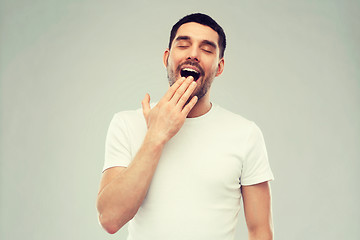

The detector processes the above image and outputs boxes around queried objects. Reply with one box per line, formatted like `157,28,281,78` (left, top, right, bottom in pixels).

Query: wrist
144,130,168,149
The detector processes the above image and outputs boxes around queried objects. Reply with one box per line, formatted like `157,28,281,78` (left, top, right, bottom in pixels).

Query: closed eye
202,48,213,54
175,39,190,49
201,40,216,54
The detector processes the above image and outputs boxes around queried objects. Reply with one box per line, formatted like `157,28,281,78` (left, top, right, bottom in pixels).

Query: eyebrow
175,36,217,49
175,36,191,42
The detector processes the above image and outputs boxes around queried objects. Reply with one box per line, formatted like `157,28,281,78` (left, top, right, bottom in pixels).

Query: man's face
163,22,224,100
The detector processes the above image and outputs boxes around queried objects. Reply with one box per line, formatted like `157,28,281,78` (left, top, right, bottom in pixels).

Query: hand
141,76,198,144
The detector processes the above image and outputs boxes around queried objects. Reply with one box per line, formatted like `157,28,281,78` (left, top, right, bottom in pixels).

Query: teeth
180,67,201,81
182,68,199,74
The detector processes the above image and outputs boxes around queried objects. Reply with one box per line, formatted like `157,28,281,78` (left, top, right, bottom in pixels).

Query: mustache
176,61,205,76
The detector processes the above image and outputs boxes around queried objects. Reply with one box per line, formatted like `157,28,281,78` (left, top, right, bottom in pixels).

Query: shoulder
112,102,157,124
113,108,143,122
108,107,146,134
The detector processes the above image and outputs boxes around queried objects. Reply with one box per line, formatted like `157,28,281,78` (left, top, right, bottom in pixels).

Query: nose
187,46,200,62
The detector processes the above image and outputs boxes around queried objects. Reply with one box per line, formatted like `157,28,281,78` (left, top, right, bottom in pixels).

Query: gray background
1,0,359,239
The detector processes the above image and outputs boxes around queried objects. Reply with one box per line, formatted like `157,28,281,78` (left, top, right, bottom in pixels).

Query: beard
166,61,217,101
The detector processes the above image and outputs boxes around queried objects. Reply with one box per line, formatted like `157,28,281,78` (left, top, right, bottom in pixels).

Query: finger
176,79,197,108
141,93,151,118
182,96,198,116
163,77,186,101
170,76,194,104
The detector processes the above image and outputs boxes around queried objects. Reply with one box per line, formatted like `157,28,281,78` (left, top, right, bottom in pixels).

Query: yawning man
97,13,274,240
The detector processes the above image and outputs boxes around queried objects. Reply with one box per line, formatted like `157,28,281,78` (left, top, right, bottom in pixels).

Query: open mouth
181,68,201,81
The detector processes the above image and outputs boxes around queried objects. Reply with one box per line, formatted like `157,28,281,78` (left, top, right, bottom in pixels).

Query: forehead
175,22,219,46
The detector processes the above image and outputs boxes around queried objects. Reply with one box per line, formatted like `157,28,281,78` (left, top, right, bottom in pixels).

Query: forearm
248,227,273,240
97,132,165,233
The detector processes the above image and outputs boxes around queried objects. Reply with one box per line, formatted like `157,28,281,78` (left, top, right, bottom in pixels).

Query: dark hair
168,13,226,58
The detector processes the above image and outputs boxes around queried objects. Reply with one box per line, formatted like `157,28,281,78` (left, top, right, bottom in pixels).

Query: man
97,13,274,240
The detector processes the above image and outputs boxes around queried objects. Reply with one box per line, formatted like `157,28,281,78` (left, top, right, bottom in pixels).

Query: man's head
164,13,226,101
168,13,226,59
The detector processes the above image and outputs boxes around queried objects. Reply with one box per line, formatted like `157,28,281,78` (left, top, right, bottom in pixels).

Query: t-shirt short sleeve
103,113,132,172
240,122,274,186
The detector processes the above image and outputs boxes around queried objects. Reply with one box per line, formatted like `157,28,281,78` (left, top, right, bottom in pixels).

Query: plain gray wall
1,0,359,239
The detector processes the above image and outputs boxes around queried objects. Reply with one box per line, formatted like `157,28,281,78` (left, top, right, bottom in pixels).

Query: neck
187,94,212,118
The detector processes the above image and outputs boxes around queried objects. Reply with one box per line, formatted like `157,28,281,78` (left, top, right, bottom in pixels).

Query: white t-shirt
103,104,274,240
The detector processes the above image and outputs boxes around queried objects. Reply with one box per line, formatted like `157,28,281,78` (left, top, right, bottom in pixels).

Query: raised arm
241,181,274,240
96,76,197,234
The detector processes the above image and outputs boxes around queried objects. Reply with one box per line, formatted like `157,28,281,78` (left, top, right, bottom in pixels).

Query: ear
163,49,170,67
215,58,225,77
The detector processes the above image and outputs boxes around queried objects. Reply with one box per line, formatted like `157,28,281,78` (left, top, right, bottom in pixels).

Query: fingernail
187,76,194,82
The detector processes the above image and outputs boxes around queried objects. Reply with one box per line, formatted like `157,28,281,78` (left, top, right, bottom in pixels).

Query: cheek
167,54,180,68
205,61,219,73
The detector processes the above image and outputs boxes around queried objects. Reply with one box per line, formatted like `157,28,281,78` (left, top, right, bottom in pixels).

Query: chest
144,124,246,205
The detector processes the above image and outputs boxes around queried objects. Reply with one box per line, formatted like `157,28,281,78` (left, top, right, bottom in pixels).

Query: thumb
141,93,151,118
